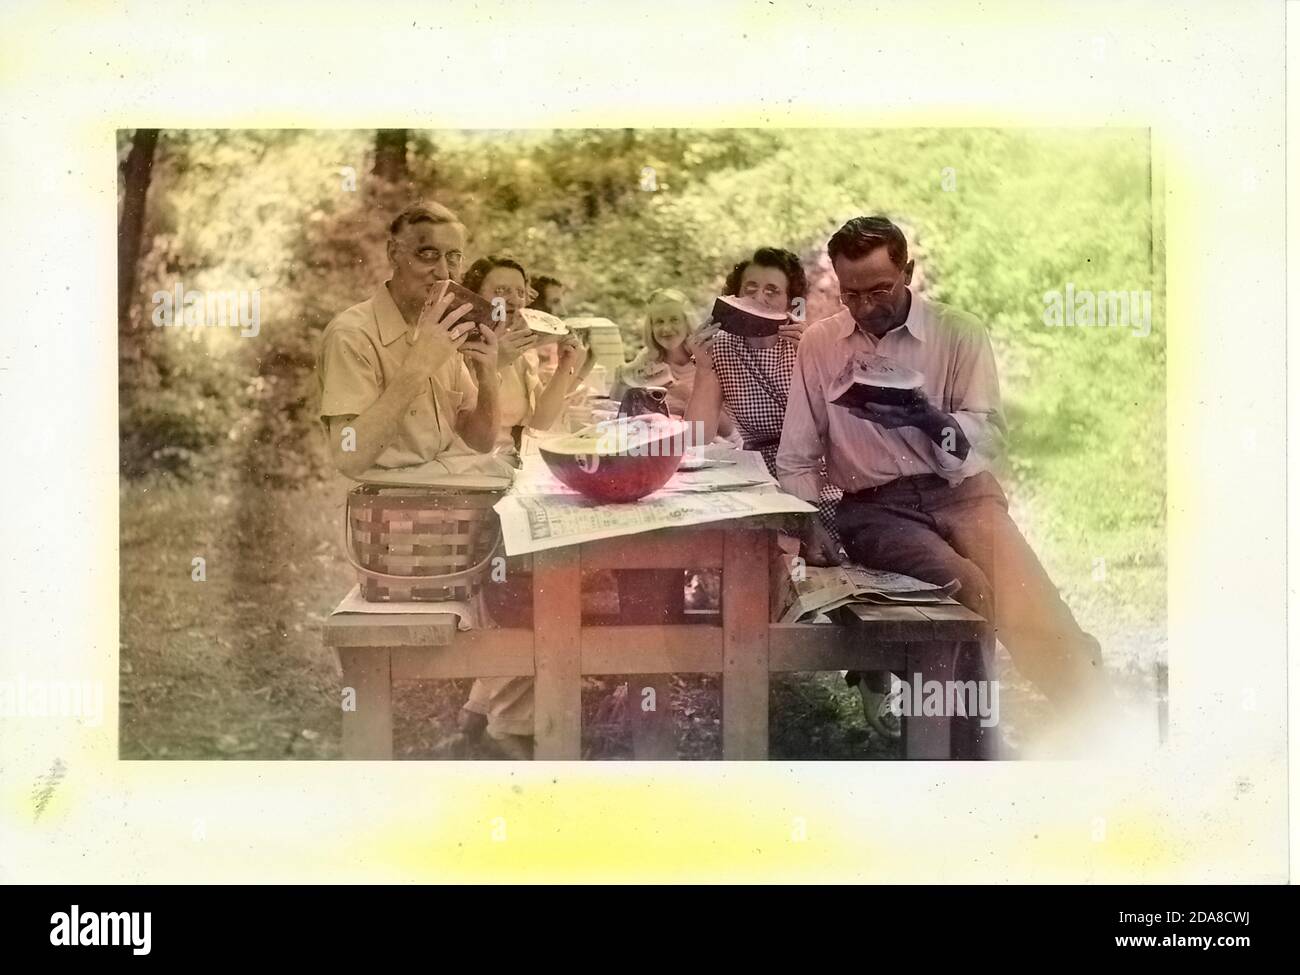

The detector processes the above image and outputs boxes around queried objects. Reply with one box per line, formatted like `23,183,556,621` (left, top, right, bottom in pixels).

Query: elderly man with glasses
776,216,1110,746
317,202,501,478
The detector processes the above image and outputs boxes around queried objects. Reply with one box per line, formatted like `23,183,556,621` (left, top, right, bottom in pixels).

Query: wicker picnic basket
344,485,504,603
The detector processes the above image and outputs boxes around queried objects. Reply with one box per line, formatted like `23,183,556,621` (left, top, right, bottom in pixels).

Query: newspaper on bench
776,563,961,624
494,443,816,556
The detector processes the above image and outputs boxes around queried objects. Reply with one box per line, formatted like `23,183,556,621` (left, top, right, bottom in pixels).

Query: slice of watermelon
828,352,926,409
712,294,787,337
520,307,569,336
438,280,497,329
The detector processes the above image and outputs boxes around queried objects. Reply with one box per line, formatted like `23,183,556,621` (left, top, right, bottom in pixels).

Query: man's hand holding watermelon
848,395,972,461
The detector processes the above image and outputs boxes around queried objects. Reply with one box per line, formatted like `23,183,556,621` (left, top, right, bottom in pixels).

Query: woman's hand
687,318,722,357
494,320,540,367
778,315,807,344
556,333,587,375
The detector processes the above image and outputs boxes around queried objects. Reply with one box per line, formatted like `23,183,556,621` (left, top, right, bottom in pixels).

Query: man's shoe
457,708,488,738
486,733,534,761
858,679,903,741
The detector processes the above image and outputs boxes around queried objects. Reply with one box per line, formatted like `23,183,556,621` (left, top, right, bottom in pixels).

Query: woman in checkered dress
686,247,842,541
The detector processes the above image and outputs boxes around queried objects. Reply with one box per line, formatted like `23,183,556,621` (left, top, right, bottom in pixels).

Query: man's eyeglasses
839,275,903,308
408,245,464,269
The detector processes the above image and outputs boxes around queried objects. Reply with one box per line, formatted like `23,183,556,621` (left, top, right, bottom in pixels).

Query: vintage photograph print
117,127,1163,762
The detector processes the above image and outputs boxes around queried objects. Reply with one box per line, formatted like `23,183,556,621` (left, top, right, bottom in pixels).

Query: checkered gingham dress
710,331,842,540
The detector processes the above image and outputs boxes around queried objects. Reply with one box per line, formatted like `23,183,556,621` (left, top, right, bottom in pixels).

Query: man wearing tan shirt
318,202,530,754
777,216,1107,729
317,202,501,476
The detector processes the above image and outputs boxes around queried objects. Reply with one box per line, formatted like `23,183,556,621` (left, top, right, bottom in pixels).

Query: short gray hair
388,201,465,239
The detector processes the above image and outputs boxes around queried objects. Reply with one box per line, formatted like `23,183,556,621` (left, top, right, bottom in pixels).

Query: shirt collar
374,281,413,347
834,287,927,344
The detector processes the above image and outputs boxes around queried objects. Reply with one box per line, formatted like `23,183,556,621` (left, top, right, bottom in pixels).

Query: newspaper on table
493,444,815,556
776,563,961,624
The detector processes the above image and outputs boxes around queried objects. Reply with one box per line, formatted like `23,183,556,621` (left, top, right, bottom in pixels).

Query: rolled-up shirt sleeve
930,321,1007,474
319,327,381,423
776,338,830,503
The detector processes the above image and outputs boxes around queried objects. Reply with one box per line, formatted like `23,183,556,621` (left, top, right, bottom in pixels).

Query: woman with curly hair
685,246,842,531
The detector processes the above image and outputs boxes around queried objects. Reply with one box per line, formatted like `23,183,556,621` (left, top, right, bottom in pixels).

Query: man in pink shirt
777,216,1108,733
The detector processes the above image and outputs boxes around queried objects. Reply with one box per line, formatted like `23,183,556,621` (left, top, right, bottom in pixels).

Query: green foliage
119,130,372,483
119,126,1164,545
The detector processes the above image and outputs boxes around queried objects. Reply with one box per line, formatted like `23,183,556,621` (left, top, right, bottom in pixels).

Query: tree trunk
373,129,409,183
117,128,159,334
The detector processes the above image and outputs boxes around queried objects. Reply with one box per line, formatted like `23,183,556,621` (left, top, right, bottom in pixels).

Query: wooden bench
324,521,994,760
775,603,995,759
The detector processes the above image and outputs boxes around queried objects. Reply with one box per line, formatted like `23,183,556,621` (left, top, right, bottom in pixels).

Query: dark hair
462,256,529,295
724,247,808,302
388,201,464,238
827,216,909,269
529,275,563,310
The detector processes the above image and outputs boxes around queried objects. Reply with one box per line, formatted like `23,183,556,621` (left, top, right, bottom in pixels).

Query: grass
120,460,1162,760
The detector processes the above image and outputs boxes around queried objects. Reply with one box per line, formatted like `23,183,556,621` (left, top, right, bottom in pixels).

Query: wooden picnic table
323,517,993,760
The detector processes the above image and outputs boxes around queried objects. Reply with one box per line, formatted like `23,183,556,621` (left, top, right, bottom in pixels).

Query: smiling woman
609,288,719,424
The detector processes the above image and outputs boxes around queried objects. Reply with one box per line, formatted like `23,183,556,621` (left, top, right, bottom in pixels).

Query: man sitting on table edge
776,216,1114,751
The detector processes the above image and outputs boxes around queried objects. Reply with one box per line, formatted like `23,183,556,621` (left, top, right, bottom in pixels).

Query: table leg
902,641,955,760
533,546,582,759
963,637,1000,760
338,647,393,760
630,675,676,759
722,529,770,760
